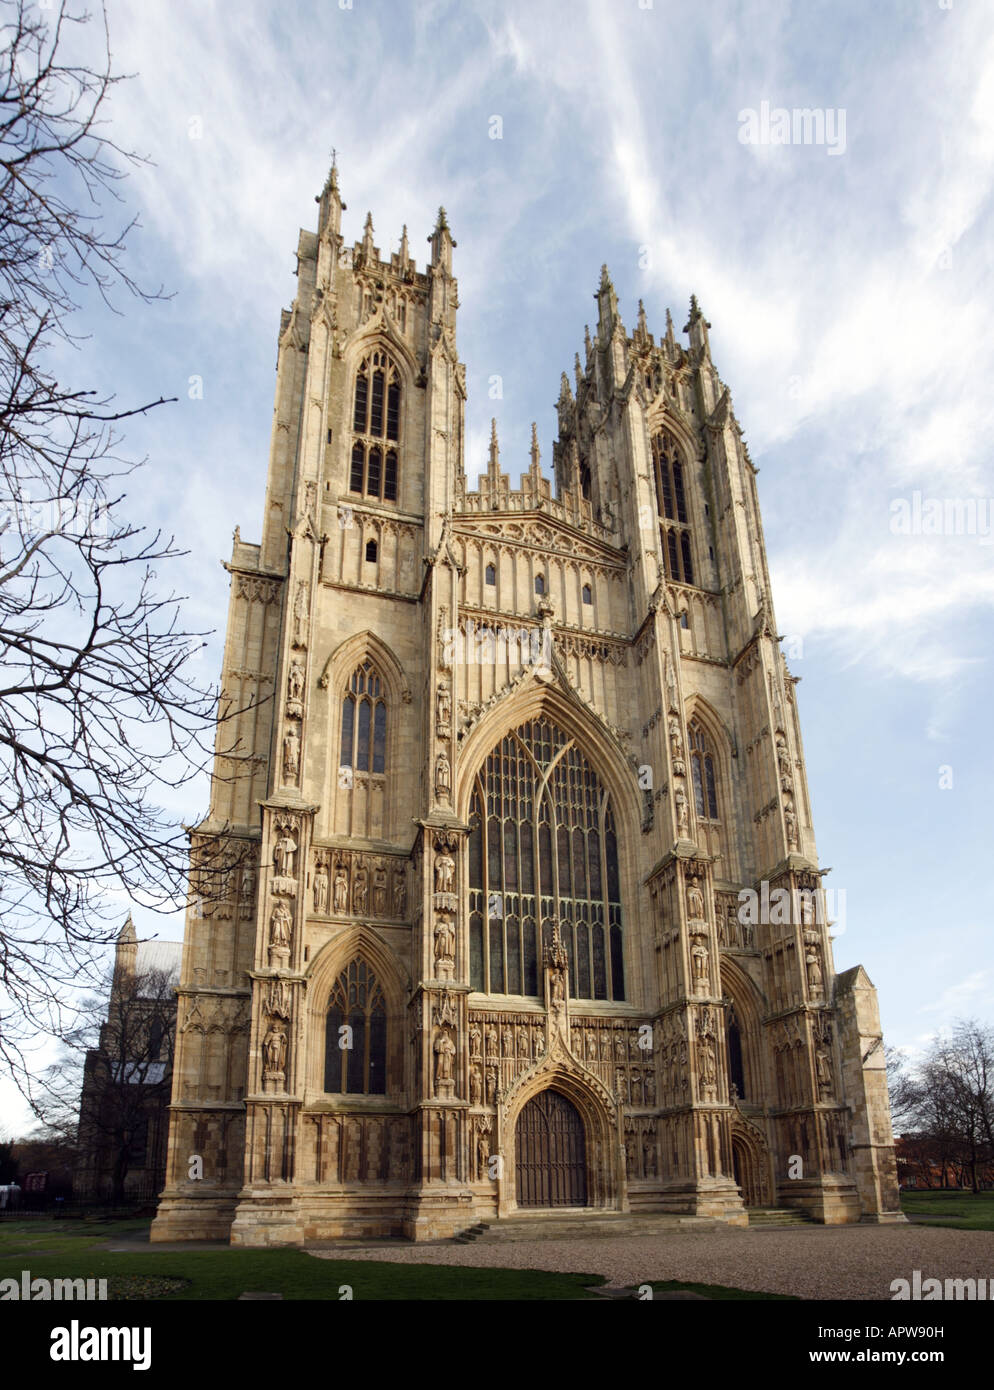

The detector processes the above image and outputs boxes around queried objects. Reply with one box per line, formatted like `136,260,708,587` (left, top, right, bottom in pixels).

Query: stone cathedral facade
151,164,902,1245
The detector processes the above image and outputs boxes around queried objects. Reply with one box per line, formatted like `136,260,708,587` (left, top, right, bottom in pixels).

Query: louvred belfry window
324,959,387,1094
652,430,695,585
467,718,625,1001
349,349,400,502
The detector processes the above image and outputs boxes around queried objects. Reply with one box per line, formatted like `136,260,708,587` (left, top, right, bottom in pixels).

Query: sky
4,0,993,1131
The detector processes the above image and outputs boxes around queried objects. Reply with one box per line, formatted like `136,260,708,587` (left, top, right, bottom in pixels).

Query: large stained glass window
467,719,625,1001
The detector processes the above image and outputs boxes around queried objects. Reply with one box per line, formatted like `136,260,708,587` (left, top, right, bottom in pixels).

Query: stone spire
316,155,345,238
596,264,620,340
487,418,501,478
398,224,410,275
684,293,711,356
528,422,542,484
361,211,376,262
428,205,456,273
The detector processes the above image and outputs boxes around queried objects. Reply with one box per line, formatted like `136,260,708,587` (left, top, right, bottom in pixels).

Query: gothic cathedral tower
151,165,902,1244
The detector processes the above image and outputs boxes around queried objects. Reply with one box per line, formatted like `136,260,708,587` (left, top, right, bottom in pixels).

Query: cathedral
150,164,903,1244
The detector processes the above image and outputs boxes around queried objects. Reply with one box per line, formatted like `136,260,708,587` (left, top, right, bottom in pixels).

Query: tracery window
689,719,718,820
467,718,626,1001
339,660,387,779
350,349,400,502
324,959,387,1094
652,430,695,584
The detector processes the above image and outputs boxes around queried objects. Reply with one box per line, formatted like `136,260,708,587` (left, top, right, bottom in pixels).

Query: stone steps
747,1208,814,1227
451,1210,723,1243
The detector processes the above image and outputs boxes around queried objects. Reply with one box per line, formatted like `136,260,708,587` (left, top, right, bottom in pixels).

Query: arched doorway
515,1089,588,1208
731,1130,769,1208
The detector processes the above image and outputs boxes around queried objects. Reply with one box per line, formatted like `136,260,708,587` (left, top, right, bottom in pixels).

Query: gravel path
309,1225,994,1300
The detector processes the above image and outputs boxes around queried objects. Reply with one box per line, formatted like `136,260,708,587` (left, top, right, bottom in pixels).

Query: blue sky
4,0,993,1130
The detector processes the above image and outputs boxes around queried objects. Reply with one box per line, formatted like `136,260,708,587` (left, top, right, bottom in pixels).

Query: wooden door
515,1090,587,1207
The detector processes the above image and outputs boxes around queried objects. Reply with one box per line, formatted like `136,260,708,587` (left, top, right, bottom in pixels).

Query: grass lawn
900,1189,994,1231
0,1218,791,1300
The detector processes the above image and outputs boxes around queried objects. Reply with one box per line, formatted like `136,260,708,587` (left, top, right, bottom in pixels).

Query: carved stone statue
502,1024,513,1056
434,752,451,799
470,1064,482,1105
485,1064,497,1103
434,915,455,964
485,1025,498,1059
273,826,298,879
434,1029,455,1087
691,940,709,992
674,783,689,836
470,1023,482,1058
784,798,798,847
686,874,705,921
303,858,325,919
263,1023,287,1074
816,1046,833,1095
517,1028,530,1058
434,850,455,894
267,978,291,1019
269,900,293,950
353,864,368,914
699,1038,717,1095
806,947,823,997
333,862,349,912
282,724,300,780
436,680,451,731
292,580,309,648
393,870,407,917
776,731,791,784
287,656,305,703
373,861,388,916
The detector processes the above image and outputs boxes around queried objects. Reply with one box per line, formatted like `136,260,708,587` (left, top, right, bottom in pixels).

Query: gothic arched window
324,959,387,1094
340,660,386,779
350,350,400,502
467,718,626,1002
727,1011,746,1099
652,430,695,584
689,719,719,820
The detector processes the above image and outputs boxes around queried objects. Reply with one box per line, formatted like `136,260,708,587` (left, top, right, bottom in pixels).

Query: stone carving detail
668,715,685,776
691,938,710,994
775,731,792,791
686,874,706,922
292,580,310,649
266,978,292,1019
286,656,305,718
372,859,388,916
674,782,689,837
433,1028,456,1098
239,860,257,919
696,1007,718,1101
236,574,280,605
282,722,301,783
784,796,798,848
353,862,368,914
475,1116,493,1180
310,848,410,920
268,899,293,967
272,816,299,889
434,751,451,801
263,1020,288,1089
435,679,451,737
313,855,330,914
470,1063,483,1105
433,914,455,978
625,1117,658,1180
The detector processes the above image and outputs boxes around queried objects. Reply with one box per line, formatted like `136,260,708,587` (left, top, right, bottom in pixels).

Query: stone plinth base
150,1188,238,1243
627,1180,748,1227
776,1177,863,1225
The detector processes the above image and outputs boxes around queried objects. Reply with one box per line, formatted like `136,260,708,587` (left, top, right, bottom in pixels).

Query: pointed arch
460,685,643,1004
718,955,769,1103
305,925,408,1097
683,694,738,878
317,630,411,705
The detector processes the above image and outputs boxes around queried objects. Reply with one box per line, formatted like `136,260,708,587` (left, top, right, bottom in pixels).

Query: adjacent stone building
77,918,181,1201
151,164,903,1244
